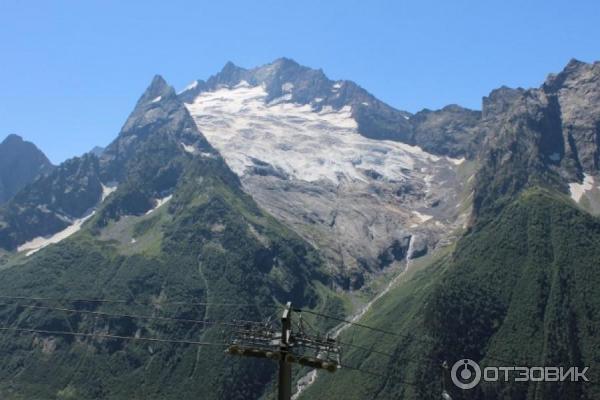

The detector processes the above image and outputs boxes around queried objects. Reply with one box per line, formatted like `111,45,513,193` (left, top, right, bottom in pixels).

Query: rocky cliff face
4,58,599,286
0,75,332,400
0,154,101,250
0,134,54,204
181,66,472,288
474,59,600,222
0,76,230,252
101,75,217,182
183,58,488,159
177,57,600,288
544,60,600,170
411,105,482,158
301,59,600,400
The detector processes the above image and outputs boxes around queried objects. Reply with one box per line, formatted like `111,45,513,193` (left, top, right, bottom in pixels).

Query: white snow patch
234,80,250,89
313,97,323,103
131,238,137,244
179,80,199,94
403,115,410,120
185,84,445,185
412,210,433,223
448,157,465,165
145,194,173,215
181,142,196,154
281,82,294,92
361,102,369,106
569,174,594,203
268,93,292,105
101,182,118,202
332,82,342,90
17,181,119,256
18,211,96,256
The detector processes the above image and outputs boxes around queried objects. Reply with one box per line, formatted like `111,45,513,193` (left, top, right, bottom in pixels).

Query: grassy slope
299,246,450,399
303,188,600,400
0,152,344,400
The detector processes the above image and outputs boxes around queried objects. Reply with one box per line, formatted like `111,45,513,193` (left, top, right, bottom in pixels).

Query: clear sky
1,0,599,163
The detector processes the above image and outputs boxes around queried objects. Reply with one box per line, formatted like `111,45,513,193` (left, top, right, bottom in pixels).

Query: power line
335,339,441,367
0,295,270,309
295,308,548,368
292,312,442,367
2,298,581,376
336,340,394,358
0,326,227,347
339,363,386,378
294,309,450,370
11,300,535,373
293,308,422,342
338,363,420,388
0,302,250,328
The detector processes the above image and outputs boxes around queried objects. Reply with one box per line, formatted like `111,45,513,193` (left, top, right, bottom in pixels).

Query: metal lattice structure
225,302,341,400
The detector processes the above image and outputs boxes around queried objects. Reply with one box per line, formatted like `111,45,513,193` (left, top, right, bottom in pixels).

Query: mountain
180,59,473,289
411,104,482,158
0,58,599,400
0,134,54,204
301,189,600,400
89,146,105,157
0,75,341,399
474,60,600,220
0,61,479,289
179,58,481,158
299,59,600,400
0,153,102,251
179,58,414,142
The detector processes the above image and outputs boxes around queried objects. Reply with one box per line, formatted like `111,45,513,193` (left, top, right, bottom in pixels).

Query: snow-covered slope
16,183,118,256
569,173,594,202
17,211,95,256
185,81,471,288
186,82,445,184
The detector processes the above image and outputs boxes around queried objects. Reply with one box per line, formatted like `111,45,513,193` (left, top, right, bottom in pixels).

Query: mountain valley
0,57,599,399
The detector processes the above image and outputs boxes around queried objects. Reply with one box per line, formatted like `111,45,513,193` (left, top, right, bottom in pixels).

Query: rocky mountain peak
181,58,494,157
221,60,238,71
539,59,600,174
0,134,54,204
481,85,526,119
102,75,216,181
135,74,176,107
120,75,184,134
209,61,247,87
543,58,600,93
271,56,300,68
2,133,25,146
252,57,312,81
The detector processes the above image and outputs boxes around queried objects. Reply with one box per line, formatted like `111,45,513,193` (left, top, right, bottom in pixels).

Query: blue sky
1,0,599,163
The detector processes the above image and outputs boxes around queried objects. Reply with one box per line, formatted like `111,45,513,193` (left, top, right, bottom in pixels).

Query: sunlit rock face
182,61,471,288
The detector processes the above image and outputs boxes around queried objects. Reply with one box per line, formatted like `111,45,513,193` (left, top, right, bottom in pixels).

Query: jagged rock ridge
0,134,54,204
181,64,472,288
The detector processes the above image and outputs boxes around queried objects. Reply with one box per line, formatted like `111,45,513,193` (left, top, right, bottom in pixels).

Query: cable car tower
225,302,341,400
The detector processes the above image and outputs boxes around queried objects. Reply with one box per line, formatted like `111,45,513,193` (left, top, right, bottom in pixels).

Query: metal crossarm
224,301,342,400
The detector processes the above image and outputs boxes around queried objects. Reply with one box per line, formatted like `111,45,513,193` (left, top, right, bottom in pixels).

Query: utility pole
278,302,292,400
225,301,340,400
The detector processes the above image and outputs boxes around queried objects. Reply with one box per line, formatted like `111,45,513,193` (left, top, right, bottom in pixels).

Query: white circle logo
451,359,482,390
